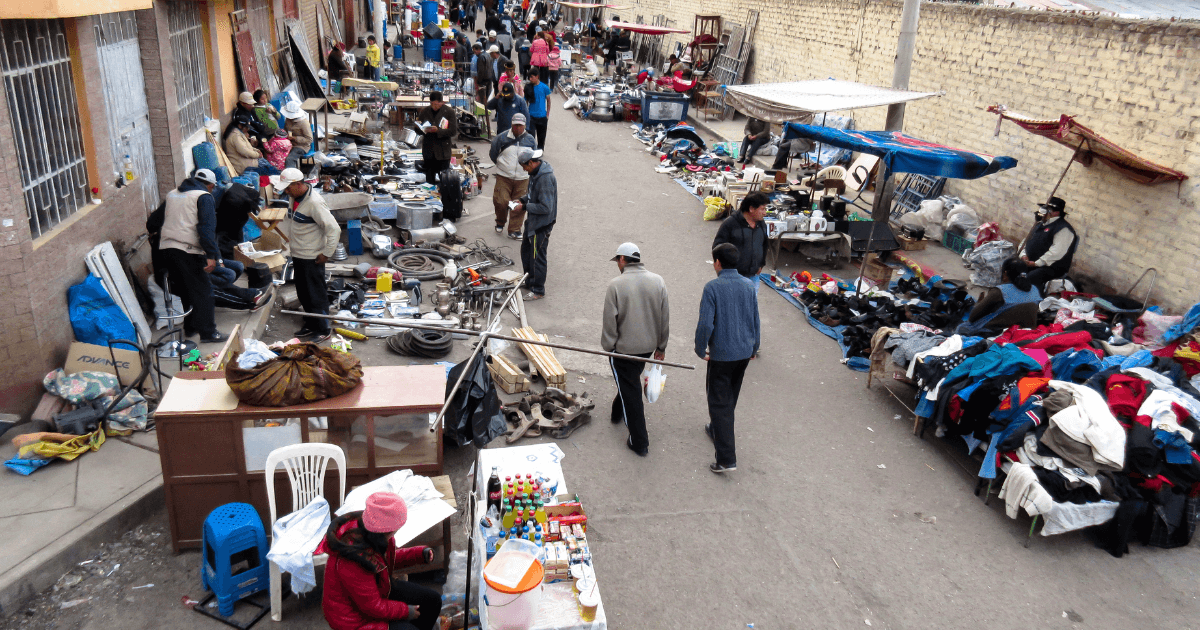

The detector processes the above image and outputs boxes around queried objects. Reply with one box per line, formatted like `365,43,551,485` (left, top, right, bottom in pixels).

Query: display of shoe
710,462,736,473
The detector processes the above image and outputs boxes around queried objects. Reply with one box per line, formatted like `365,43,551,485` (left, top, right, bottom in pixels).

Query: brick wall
139,4,187,200
626,0,1200,310
0,15,176,417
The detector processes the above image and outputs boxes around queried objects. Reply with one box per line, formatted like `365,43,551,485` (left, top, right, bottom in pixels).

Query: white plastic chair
265,443,346,622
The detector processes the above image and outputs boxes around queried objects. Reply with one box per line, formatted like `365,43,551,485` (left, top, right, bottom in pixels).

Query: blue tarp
760,273,870,372
781,124,1018,180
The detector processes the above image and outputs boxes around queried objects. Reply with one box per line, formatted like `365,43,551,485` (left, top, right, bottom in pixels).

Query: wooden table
154,365,447,551
392,95,432,127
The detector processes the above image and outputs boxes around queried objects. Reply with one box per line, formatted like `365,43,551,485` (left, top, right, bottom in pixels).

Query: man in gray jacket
274,167,341,341
512,148,556,299
488,114,536,238
601,242,669,457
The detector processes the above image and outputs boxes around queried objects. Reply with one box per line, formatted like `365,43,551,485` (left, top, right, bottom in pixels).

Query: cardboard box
896,233,927,251
64,342,145,386
235,229,288,272
546,497,587,533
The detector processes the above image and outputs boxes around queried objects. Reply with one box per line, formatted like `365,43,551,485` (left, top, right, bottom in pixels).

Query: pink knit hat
362,492,408,533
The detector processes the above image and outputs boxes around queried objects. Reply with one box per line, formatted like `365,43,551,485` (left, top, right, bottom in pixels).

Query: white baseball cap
193,169,218,185
610,242,641,261
488,44,500,53
271,167,306,192
238,91,255,105
488,30,497,37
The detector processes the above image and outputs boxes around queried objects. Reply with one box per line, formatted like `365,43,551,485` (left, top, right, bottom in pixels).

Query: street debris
59,598,90,610
915,512,937,524
877,464,886,469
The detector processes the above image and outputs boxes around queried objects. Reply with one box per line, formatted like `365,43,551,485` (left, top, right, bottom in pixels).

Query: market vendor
955,258,1042,337
712,192,769,288
416,91,458,185
1017,196,1078,292
319,492,441,630
738,117,770,167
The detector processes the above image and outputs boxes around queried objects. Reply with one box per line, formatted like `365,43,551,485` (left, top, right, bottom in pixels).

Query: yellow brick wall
622,0,1200,310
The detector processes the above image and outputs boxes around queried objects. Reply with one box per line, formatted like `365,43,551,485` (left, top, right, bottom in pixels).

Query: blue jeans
213,259,259,304
255,158,280,175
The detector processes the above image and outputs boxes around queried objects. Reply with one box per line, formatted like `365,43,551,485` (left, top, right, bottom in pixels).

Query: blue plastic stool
201,503,269,617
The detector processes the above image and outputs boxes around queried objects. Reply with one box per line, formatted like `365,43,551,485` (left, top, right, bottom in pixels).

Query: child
499,61,523,97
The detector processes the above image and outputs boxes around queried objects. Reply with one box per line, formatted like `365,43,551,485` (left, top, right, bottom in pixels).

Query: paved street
7,99,1200,630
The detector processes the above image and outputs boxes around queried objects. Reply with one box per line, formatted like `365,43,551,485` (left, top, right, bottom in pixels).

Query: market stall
466,444,607,630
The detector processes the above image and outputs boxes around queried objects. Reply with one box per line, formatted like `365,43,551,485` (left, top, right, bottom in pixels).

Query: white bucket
483,540,544,630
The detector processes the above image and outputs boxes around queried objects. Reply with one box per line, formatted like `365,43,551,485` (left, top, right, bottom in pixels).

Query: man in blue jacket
511,148,556,300
694,243,760,473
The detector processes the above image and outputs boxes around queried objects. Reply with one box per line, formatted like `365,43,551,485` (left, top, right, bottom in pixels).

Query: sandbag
226,342,364,407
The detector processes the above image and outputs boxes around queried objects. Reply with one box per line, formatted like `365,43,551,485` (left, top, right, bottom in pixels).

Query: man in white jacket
274,168,341,341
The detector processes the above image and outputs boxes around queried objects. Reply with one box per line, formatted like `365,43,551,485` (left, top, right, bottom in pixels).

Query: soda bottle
535,498,547,525
525,473,534,494
487,467,502,513
534,533,543,547
504,475,513,495
501,500,515,530
522,524,531,541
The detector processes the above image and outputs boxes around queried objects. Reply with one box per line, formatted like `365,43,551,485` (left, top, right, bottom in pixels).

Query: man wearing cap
416,91,458,185
512,148,556,299
155,169,227,343
231,91,267,142
602,243,669,457
274,168,340,341
281,101,313,168
487,44,511,99
489,113,536,239
1018,196,1078,292
320,492,441,630
486,82,529,135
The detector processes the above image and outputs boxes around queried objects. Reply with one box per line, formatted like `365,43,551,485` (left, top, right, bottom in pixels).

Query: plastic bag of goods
642,364,666,403
898,198,946,240
944,203,981,238
962,240,1014,288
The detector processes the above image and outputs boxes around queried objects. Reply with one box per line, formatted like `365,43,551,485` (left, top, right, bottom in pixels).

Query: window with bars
167,1,211,139
0,19,90,240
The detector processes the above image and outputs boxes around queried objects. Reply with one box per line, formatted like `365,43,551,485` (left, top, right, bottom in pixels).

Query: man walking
525,71,552,149
486,82,529,135
511,148,555,300
695,243,760,473
155,169,227,343
273,168,341,341
488,113,536,239
712,191,769,289
601,243,669,457
416,91,458,184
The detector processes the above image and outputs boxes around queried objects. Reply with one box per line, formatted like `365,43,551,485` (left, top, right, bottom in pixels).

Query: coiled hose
386,248,462,281
386,328,454,358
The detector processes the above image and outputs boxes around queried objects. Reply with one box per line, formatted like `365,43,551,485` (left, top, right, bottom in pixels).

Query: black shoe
199,331,229,344
626,436,647,457
704,423,714,443
612,415,624,424
295,327,318,338
183,329,198,338
710,462,736,473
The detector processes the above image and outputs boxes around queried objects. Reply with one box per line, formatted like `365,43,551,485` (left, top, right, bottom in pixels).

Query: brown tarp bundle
226,343,364,407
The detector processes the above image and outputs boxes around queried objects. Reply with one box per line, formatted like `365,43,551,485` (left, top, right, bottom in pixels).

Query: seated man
211,258,272,311
1017,196,1078,292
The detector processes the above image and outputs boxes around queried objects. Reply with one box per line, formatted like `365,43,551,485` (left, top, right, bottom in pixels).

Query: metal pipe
281,310,698,370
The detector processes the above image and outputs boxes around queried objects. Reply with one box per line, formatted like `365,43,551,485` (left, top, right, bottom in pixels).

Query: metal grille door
0,19,90,239
168,1,211,138
96,11,159,211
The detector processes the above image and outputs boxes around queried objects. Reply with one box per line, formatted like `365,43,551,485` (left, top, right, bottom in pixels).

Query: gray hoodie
521,160,557,233
601,262,670,355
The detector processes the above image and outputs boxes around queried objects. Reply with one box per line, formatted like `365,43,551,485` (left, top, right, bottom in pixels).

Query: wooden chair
266,443,346,622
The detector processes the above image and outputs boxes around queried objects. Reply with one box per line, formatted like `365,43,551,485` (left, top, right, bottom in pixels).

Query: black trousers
530,115,548,149
520,227,551,295
1025,265,1066,294
740,135,770,163
609,352,652,452
771,149,791,171
160,248,217,337
292,258,330,333
385,579,442,630
423,154,451,186
706,358,751,467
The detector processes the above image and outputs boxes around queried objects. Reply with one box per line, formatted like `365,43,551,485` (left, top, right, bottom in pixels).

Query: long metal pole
282,309,698,369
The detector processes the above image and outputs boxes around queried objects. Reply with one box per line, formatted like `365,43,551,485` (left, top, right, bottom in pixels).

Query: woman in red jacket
319,492,441,630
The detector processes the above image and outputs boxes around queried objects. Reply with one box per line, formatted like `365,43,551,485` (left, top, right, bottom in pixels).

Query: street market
3,1,1200,629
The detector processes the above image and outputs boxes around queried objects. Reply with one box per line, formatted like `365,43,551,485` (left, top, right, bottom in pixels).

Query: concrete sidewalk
0,300,273,617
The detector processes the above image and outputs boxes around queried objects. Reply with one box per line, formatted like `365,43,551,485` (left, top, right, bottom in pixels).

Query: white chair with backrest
265,442,346,622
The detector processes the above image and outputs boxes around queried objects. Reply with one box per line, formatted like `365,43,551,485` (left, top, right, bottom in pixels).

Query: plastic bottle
487,466,502,513
501,500,515,530
122,155,135,182
376,271,393,293
534,533,543,547
535,498,547,524
534,524,544,541
504,475,513,495
522,524,531,541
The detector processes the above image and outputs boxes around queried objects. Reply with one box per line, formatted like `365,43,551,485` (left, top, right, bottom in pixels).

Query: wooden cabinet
155,365,447,551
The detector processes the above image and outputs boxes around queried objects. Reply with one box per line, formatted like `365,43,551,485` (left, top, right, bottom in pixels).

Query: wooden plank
430,474,457,508
212,324,244,371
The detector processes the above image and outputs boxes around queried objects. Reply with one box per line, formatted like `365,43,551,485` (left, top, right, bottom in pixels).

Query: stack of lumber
510,327,566,387
487,354,530,394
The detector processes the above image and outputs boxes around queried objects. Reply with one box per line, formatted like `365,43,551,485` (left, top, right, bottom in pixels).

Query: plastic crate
942,231,972,255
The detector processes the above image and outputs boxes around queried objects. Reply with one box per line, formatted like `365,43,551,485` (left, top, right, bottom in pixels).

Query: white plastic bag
642,364,666,403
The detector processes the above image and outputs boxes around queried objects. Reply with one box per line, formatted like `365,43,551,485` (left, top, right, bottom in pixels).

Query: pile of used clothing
886,295,1200,554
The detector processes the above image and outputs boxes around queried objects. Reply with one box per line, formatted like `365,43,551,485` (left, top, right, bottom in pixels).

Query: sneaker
508,231,523,240
495,224,505,233
310,331,331,344
626,436,647,457
523,291,544,301
710,462,736,473
199,331,229,344
704,423,714,443
252,287,274,310
294,327,318,338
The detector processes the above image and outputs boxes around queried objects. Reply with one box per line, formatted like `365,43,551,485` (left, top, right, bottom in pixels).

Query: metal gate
95,11,159,211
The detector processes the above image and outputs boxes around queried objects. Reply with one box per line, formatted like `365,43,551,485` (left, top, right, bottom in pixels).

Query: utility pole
872,0,922,221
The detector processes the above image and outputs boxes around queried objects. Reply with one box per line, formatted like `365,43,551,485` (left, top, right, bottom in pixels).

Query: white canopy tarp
723,79,940,124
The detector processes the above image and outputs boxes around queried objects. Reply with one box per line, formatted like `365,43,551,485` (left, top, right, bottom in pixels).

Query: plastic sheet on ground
760,273,870,372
